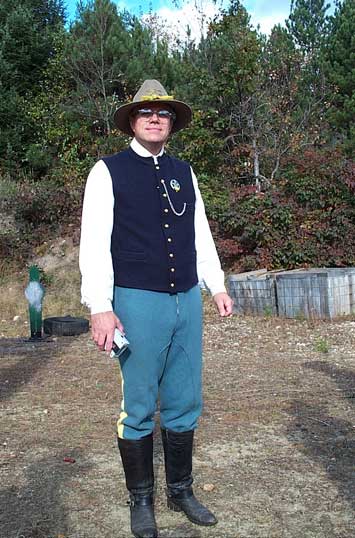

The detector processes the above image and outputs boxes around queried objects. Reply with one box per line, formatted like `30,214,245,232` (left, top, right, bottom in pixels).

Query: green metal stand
25,266,45,340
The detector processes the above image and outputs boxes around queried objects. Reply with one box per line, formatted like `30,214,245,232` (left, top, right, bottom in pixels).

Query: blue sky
64,0,336,35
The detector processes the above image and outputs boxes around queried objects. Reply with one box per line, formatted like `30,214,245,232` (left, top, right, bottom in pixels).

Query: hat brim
113,99,192,136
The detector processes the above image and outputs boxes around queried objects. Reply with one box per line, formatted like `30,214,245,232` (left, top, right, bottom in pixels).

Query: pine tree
287,0,330,55
284,0,332,155
0,1,65,162
0,0,65,93
324,0,355,152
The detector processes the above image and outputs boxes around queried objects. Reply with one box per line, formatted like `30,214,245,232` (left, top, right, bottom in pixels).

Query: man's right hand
91,311,124,353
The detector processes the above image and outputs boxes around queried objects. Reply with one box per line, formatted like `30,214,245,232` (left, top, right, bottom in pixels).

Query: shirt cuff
87,299,113,315
209,284,227,296
200,275,227,296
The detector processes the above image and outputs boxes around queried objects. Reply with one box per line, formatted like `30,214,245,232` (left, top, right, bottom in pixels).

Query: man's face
129,103,174,149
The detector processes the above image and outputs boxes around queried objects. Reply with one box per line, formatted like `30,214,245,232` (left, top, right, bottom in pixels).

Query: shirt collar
130,138,165,159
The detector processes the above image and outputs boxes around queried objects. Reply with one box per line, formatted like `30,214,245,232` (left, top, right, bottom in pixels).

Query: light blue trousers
113,285,203,440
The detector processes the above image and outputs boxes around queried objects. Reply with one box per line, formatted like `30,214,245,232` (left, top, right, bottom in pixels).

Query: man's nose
149,111,160,121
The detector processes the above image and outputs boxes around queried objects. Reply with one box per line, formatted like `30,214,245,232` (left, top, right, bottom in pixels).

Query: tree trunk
252,137,261,191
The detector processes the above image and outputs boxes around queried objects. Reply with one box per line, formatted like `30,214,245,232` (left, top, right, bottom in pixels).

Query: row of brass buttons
156,170,176,288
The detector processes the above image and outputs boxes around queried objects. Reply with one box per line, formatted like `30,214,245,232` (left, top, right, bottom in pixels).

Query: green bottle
25,266,45,340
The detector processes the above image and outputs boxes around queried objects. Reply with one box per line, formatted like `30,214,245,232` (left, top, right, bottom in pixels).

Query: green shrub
25,144,52,176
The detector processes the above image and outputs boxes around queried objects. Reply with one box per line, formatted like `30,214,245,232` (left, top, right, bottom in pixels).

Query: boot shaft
161,428,218,526
118,434,154,494
161,428,193,490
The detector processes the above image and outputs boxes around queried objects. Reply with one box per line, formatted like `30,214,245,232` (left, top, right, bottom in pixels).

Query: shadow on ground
286,360,355,511
0,337,77,402
0,450,90,538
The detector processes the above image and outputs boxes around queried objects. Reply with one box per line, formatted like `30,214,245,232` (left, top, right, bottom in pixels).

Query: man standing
80,80,233,538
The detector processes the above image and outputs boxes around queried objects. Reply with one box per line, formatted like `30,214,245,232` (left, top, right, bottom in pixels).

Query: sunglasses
133,108,176,121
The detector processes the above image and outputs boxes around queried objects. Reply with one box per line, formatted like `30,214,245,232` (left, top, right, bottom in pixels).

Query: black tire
43,316,89,336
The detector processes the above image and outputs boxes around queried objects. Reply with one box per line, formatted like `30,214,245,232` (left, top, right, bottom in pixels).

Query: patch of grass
314,337,330,353
38,267,55,288
263,305,274,318
0,176,18,202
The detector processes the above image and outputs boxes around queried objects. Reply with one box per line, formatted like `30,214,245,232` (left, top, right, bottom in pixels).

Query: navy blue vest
102,148,198,293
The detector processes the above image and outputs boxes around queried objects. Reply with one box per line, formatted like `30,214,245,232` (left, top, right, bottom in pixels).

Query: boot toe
132,527,158,538
185,502,217,526
131,504,158,538
168,495,218,526
199,507,217,526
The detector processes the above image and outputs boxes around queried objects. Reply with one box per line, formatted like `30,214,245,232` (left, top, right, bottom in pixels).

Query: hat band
140,94,174,101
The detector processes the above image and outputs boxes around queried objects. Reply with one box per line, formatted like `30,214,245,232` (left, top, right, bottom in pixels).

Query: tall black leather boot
161,428,217,526
117,434,158,538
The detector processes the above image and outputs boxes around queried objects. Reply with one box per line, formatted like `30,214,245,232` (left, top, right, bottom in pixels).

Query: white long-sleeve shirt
79,138,226,314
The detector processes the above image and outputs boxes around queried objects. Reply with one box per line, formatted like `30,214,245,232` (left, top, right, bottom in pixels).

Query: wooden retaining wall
228,270,277,316
227,268,355,319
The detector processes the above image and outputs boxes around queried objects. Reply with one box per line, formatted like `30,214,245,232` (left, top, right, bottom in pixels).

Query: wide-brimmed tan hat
114,79,192,136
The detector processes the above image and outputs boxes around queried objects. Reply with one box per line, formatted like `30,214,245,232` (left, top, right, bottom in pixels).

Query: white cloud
142,0,290,44
240,0,290,34
248,11,289,35
246,0,337,34
145,1,221,43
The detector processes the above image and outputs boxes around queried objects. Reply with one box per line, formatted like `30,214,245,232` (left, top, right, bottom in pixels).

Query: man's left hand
213,292,234,317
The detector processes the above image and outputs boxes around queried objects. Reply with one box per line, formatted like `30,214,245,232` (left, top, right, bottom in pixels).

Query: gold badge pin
170,179,180,192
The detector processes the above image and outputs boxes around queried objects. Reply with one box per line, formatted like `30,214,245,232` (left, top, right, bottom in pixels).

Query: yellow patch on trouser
117,411,128,439
117,363,128,439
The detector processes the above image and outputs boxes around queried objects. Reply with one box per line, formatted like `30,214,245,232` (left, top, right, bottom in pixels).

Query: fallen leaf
63,457,76,463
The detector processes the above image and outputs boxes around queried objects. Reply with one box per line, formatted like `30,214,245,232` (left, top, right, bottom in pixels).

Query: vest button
170,283,175,288
169,253,174,258
163,193,167,198
167,238,172,242
171,268,175,272
164,223,169,228
164,208,169,213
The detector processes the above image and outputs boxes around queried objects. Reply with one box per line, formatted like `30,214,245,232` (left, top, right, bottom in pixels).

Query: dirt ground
1,302,354,538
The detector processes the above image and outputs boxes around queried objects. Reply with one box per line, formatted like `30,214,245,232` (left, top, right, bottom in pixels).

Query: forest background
0,0,354,276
